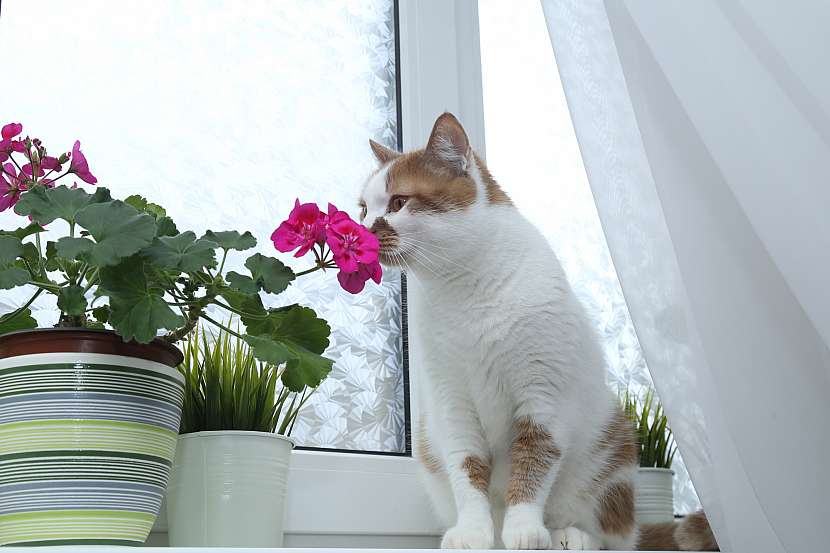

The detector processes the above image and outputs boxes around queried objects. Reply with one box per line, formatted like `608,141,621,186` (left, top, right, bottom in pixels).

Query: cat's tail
637,510,719,551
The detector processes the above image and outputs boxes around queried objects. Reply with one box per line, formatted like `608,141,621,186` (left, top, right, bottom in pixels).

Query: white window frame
149,1,485,547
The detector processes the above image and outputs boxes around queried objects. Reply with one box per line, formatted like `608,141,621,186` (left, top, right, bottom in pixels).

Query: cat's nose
369,218,393,236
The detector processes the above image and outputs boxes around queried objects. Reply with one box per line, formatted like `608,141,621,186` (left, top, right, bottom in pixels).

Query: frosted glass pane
0,0,404,452
478,0,700,511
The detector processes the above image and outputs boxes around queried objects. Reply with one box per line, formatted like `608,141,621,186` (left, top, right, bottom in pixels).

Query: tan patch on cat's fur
386,149,476,213
597,481,635,535
415,421,442,474
593,408,639,484
637,522,679,550
462,455,491,494
473,154,512,206
506,417,561,505
675,511,719,551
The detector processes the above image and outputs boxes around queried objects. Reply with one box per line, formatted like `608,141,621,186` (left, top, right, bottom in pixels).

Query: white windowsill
149,450,443,548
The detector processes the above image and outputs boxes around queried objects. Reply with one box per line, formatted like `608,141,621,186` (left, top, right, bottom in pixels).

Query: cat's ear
369,139,400,164
425,112,471,174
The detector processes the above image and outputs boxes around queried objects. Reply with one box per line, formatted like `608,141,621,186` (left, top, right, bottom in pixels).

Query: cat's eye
389,195,408,213
358,202,367,221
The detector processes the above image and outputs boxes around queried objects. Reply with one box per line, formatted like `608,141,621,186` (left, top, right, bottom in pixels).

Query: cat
360,112,717,551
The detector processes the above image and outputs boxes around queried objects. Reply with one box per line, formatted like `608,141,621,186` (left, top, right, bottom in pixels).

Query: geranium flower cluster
271,200,382,294
0,122,97,211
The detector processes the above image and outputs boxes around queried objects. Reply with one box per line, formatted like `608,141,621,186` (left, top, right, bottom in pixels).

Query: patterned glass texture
0,0,405,453
479,0,700,512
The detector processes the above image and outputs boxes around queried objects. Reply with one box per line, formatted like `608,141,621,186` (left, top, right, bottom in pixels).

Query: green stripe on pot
0,510,155,544
0,420,178,458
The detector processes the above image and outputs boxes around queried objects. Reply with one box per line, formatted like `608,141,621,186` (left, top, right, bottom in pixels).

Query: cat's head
359,113,510,268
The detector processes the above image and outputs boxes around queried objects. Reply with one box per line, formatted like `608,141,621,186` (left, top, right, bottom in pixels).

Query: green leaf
0,236,23,265
57,285,87,316
0,267,29,289
244,334,294,366
143,231,217,273
273,305,330,354
0,236,28,289
0,307,38,335
0,222,44,240
226,271,259,294
75,201,156,267
14,185,111,225
124,194,166,218
43,241,62,272
55,237,94,261
98,257,184,343
244,253,294,294
245,332,332,392
203,230,257,251
92,305,111,324
155,216,178,237
280,344,334,392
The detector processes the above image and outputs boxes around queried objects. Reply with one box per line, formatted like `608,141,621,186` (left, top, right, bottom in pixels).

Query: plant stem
27,280,60,292
295,265,323,278
212,298,268,320
218,249,228,276
34,233,44,275
0,288,44,322
200,313,244,340
82,270,99,294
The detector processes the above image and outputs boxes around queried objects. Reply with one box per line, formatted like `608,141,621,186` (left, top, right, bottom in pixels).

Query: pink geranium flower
337,260,382,294
0,163,27,212
21,156,62,179
271,199,326,257
326,215,380,273
0,123,25,162
272,200,383,295
69,140,97,184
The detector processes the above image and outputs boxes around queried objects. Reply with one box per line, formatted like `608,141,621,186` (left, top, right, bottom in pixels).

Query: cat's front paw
441,523,495,549
502,522,552,550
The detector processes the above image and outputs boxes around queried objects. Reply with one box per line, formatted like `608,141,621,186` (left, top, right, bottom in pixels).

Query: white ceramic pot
166,431,293,547
635,467,675,524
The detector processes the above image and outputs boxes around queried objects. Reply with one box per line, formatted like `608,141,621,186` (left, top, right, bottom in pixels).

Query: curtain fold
540,1,830,551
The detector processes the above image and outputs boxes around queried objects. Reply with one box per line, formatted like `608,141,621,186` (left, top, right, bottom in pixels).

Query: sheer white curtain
541,1,830,551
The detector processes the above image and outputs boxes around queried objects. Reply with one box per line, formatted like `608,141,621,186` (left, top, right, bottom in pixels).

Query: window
0,0,406,454
478,0,701,514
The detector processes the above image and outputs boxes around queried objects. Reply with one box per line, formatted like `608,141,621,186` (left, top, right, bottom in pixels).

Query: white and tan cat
359,113,716,551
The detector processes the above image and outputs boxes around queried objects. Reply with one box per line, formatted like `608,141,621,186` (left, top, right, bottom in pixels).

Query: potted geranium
621,388,678,524
0,123,381,545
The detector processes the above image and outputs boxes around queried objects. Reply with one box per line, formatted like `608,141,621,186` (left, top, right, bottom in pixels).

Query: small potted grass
622,388,678,524
167,324,317,547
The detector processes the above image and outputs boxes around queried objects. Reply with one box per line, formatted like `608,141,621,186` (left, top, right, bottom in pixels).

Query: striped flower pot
0,328,184,546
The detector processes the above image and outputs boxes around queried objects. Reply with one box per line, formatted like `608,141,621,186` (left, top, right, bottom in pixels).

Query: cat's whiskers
398,237,471,275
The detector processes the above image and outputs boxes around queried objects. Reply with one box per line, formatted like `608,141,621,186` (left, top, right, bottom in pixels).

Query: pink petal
369,262,383,284
271,222,302,253
337,269,367,294
1,123,22,140
333,251,358,273
77,170,97,184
